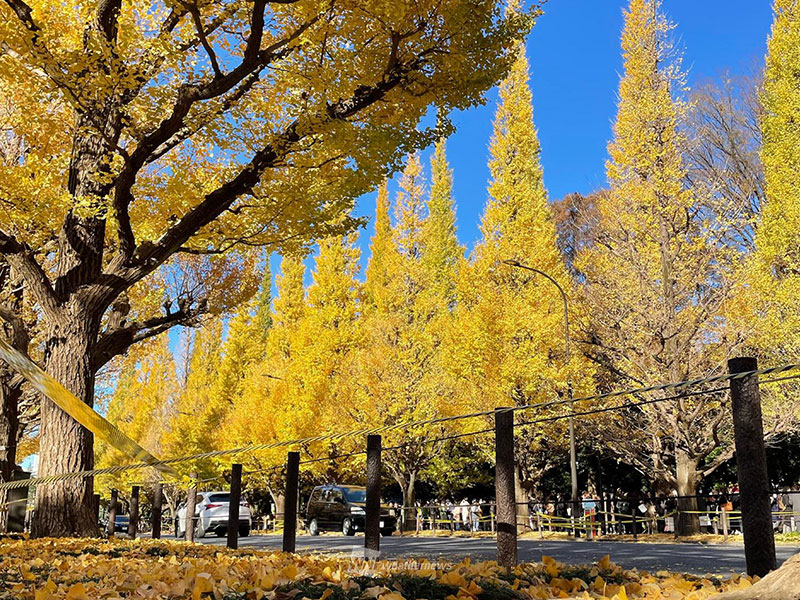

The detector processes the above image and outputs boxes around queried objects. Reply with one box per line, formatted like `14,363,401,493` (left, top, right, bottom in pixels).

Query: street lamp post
503,259,580,538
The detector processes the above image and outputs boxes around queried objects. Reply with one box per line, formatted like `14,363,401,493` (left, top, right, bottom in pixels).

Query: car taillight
206,503,222,509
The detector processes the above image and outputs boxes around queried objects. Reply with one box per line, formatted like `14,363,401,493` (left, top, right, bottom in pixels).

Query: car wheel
309,518,320,536
342,518,355,536
239,525,250,538
381,529,394,537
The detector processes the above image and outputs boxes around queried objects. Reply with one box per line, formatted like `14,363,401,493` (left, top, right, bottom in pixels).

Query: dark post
729,357,776,577
185,474,197,542
128,485,140,538
6,469,29,533
107,489,118,537
227,464,243,549
495,407,517,567
93,493,100,530
152,483,163,539
365,434,382,555
283,451,300,552
631,506,638,541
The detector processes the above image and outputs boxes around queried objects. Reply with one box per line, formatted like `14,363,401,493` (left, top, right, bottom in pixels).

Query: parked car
175,491,252,538
113,514,129,533
304,484,396,537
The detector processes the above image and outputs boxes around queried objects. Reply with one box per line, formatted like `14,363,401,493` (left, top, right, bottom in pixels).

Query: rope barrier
3,362,799,492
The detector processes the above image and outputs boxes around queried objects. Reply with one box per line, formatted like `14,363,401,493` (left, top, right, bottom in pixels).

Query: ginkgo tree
0,0,534,536
574,0,746,535
451,34,590,522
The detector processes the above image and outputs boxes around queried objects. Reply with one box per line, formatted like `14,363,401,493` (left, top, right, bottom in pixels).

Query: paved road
189,533,800,575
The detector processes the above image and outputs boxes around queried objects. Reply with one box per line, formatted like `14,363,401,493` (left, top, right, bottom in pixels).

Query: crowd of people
398,499,491,533
390,483,800,537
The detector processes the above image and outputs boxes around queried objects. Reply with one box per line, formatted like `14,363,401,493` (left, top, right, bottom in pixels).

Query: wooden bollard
92,494,100,532
495,407,517,567
185,474,197,542
152,483,163,539
128,485,139,538
107,489,118,537
365,435,381,556
282,452,300,552
227,464,243,549
729,357,777,577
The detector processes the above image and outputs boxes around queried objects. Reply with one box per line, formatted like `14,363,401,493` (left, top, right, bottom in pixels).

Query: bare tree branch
92,300,207,371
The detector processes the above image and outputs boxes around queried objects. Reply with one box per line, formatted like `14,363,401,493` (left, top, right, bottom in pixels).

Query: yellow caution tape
0,337,177,478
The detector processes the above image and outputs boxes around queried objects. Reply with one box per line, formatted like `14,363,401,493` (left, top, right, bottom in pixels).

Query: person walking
459,498,470,531
470,501,481,532
788,484,800,532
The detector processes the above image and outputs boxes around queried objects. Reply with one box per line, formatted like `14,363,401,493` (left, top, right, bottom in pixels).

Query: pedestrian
771,494,783,532
470,501,480,532
459,498,470,531
544,498,555,532
645,501,657,535
779,488,792,534
788,484,800,532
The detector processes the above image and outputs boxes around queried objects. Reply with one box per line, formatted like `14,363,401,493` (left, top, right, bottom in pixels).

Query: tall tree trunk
0,367,23,532
271,491,286,524
514,468,530,529
397,473,416,531
675,450,700,536
0,369,21,482
31,307,101,538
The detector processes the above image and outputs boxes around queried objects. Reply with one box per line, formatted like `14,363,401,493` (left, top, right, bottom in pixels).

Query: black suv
305,485,396,537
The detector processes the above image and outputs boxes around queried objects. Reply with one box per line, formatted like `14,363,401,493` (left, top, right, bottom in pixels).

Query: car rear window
342,488,366,503
208,494,230,503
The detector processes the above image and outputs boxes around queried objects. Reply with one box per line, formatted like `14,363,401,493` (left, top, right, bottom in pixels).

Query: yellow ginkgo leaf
597,555,612,571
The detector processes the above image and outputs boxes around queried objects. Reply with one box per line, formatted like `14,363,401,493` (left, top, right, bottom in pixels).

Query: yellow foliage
452,41,593,484
0,537,749,600
574,0,742,492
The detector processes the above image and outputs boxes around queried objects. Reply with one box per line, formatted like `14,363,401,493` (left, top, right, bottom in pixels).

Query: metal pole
504,260,580,538
365,435,382,555
152,483,163,539
283,451,300,553
728,357,776,577
107,489,118,537
227,464,243,549
495,406,517,567
128,485,139,538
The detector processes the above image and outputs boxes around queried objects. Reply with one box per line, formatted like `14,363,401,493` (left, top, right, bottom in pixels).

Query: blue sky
336,0,774,264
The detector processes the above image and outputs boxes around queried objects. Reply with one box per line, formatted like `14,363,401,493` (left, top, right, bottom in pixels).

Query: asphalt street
188,533,800,575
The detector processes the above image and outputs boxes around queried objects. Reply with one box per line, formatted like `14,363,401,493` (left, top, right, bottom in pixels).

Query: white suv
175,491,252,538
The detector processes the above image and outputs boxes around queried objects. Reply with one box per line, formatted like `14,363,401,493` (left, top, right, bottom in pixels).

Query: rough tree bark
675,450,701,536
0,366,23,532
32,303,103,537
270,492,285,524
396,473,416,531
0,367,22,484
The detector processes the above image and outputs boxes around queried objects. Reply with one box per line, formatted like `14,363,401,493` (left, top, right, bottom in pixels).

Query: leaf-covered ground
0,537,756,600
